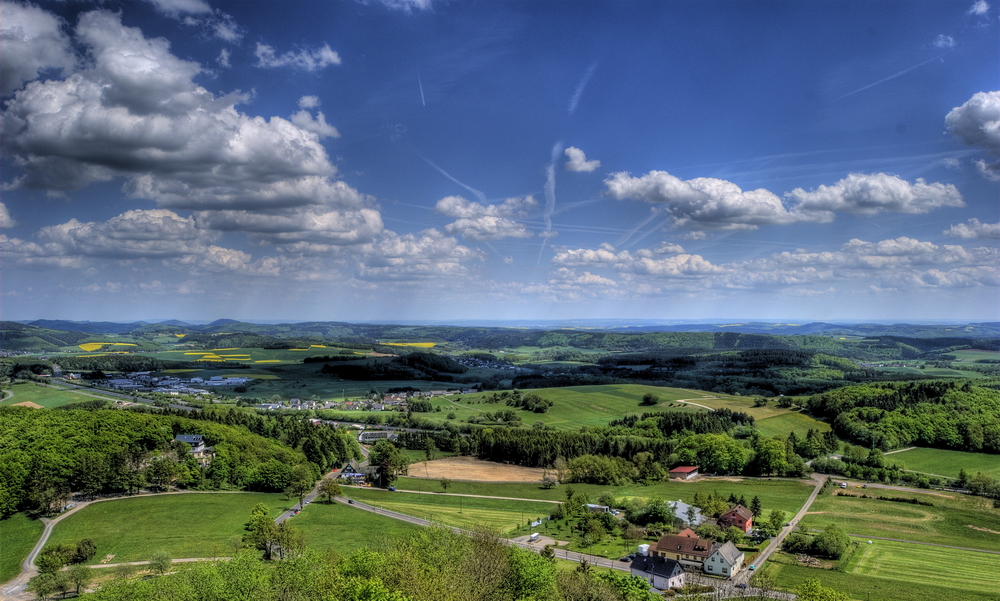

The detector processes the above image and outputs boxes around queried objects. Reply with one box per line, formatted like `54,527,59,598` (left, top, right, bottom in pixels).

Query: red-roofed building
719,504,754,533
669,466,699,480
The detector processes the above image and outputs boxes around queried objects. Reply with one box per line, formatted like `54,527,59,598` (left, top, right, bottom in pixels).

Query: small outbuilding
668,466,699,480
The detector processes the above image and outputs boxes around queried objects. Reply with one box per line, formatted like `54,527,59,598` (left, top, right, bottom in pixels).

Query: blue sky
1,0,997,323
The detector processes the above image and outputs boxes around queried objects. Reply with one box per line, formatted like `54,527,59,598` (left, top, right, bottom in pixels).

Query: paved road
743,473,826,576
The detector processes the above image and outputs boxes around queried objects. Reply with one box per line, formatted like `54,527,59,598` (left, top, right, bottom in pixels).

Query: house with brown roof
719,504,754,533
652,532,714,568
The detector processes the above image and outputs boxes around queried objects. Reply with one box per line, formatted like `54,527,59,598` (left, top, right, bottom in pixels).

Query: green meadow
800,488,1000,552
760,543,998,601
887,447,1000,480
0,513,45,583
46,493,290,564
340,488,555,533
291,500,423,554
0,381,120,409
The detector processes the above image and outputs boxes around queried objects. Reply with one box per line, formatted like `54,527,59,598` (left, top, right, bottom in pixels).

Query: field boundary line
805,531,1000,555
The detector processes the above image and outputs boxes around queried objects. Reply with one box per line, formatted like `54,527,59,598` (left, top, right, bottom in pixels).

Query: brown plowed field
407,456,547,482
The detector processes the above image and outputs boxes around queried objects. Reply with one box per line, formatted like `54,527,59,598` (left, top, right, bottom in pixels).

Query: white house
629,555,685,590
705,541,745,577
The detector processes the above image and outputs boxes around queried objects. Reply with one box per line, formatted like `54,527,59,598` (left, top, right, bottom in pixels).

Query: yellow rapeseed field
383,342,437,348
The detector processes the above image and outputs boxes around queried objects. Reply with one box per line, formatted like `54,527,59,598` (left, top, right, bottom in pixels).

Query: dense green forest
806,381,1000,451
0,407,359,518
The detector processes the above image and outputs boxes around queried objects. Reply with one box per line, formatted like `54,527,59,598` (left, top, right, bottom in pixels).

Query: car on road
388,486,396,491
735,584,748,588
348,499,355,504
748,565,756,571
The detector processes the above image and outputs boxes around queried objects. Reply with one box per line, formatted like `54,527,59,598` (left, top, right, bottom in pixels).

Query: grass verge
0,513,45,583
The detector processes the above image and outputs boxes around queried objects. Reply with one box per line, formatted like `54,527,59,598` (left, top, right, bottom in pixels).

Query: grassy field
46,493,290,564
847,538,1000,595
759,547,998,601
0,381,119,409
0,513,45,583
393,476,815,515
425,385,742,431
290,500,423,554
886,447,1000,480
340,488,556,533
755,410,831,438
800,488,1000,552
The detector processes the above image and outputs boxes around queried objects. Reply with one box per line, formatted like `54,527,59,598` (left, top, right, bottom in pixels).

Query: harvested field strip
848,539,1000,594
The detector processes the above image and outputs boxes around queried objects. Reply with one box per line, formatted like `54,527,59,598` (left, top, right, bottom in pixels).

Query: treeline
77,527,661,601
0,407,329,518
608,408,754,436
320,351,470,382
149,406,361,473
55,355,203,373
806,381,1000,451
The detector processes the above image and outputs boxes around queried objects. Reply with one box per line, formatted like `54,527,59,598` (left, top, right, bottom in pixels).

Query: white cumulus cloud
564,147,601,172
0,1,76,95
435,195,537,240
944,218,1000,239
784,173,964,217
968,0,990,15
255,43,341,70
946,91,1000,179
605,171,811,230
0,202,16,228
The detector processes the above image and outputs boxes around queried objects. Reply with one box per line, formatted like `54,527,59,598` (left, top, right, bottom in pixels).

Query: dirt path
672,397,719,410
884,447,918,455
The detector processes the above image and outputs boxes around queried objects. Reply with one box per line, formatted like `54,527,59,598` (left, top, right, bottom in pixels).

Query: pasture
0,513,44,583
340,488,555,533
46,492,290,564
760,547,997,601
800,489,1000,552
0,381,119,409
754,410,831,438
291,500,422,554
847,538,1000,595
887,447,1000,480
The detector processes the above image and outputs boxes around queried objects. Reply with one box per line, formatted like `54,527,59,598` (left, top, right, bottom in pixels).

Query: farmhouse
651,529,745,576
669,466,699,480
585,504,611,513
652,529,714,568
629,555,685,590
174,434,213,464
704,541,745,576
719,504,754,533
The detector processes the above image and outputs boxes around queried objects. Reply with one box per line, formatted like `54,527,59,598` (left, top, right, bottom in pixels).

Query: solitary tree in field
67,564,93,595
440,478,451,492
149,551,172,576
317,478,341,504
640,393,659,406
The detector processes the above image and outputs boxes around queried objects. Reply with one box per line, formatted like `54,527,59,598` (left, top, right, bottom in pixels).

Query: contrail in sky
568,62,598,115
417,71,426,106
835,52,950,101
420,156,486,202
538,141,564,265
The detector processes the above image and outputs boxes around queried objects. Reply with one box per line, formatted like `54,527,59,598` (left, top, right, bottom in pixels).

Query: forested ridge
806,381,1000,451
0,407,359,518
